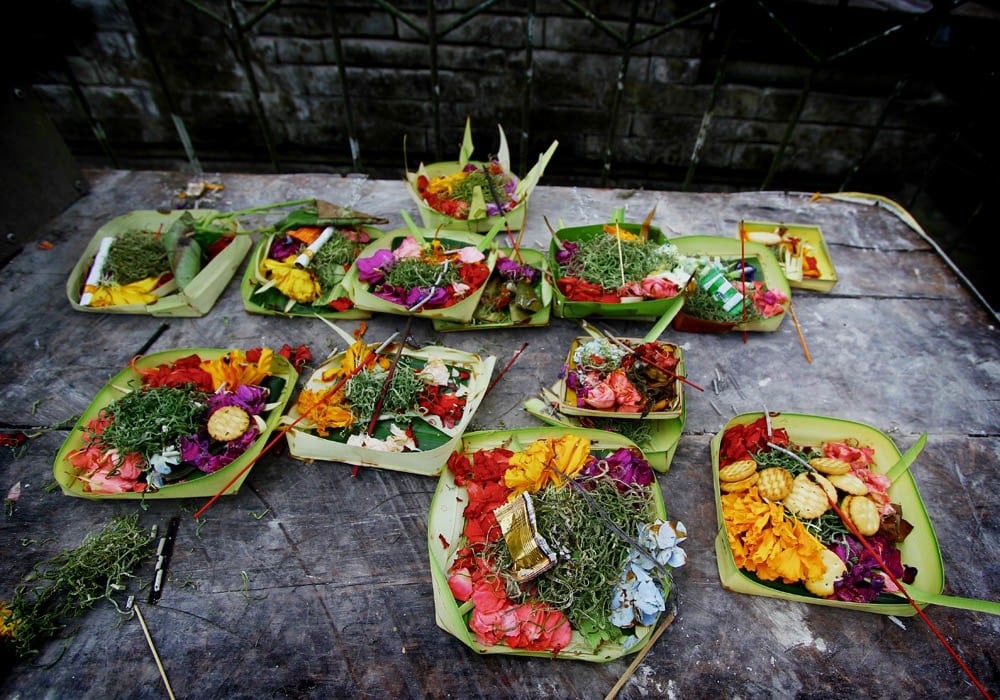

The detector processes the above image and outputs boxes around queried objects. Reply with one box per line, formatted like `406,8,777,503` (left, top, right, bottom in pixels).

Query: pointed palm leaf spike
514,139,559,199
459,116,474,166
477,220,504,252
467,185,489,221
399,210,427,245
496,123,511,172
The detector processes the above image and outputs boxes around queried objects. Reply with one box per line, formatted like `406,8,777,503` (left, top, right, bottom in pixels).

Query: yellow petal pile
504,434,590,498
85,277,160,307
200,348,274,391
722,485,827,585
292,388,354,435
260,258,321,303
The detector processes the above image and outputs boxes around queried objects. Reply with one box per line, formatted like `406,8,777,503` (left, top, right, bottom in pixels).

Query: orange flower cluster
722,485,827,585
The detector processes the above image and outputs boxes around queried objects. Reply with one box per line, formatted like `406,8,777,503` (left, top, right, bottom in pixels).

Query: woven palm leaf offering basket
405,117,558,233
66,209,253,317
282,323,496,476
712,412,946,616
549,207,690,321
428,426,687,661
432,246,552,332
669,235,791,333
53,347,298,500
342,216,502,323
523,385,684,474
240,199,389,317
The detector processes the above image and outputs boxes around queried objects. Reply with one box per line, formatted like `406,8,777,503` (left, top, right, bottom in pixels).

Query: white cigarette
294,226,335,269
80,236,115,306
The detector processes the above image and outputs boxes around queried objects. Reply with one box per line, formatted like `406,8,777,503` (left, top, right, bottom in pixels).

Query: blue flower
631,520,688,571
609,520,688,631
147,447,181,488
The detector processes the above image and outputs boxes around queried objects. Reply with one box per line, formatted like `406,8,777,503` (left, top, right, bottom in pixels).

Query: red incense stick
484,342,529,398
767,442,992,698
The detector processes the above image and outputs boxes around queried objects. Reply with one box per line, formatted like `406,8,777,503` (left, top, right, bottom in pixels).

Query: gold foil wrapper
493,493,556,582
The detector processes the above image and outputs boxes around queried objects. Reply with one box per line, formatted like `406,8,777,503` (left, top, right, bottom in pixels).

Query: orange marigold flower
722,486,826,585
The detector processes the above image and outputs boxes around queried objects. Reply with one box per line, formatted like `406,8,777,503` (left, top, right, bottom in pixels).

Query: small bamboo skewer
604,608,677,700
788,301,813,363
614,223,626,288
129,599,177,700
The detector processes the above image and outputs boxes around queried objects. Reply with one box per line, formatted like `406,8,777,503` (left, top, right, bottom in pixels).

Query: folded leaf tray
739,220,838,292
404,118,557,233
66,210,251,317
284,345,496,476
240,229,383,318
53,348,298,500
711,412,944,616
670,236,791,333
549,220,686,321
432,247,552,332
428,426,669,661
341,229,499,324
557,336,685,421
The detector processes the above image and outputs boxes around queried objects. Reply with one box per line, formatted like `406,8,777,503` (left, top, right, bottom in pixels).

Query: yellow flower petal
200,348,273,391
293,388,354,435
86,277,160,307
260,258,321,303
504,435,592,497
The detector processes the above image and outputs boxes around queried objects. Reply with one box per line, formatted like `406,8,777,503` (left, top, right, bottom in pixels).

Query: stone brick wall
7,0,998,204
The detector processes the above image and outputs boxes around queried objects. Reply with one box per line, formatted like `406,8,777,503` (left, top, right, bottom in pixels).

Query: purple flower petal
357,249,395,284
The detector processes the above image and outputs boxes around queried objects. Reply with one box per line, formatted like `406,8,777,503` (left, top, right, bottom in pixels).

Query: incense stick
366,318,413,437
739,219,749,344
484,342,529,398
766,442,992,698
356,318,413,477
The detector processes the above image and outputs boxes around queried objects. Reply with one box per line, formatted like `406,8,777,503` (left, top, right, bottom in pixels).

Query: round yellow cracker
828,472,869,495
719,472,759,493
718,458,757,483
809,457,852,475
784,472,831,519
756,467,793,501
207,405,251,442
842,495,881,536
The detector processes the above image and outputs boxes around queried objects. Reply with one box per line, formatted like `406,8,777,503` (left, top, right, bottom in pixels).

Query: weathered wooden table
1,170,998,699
